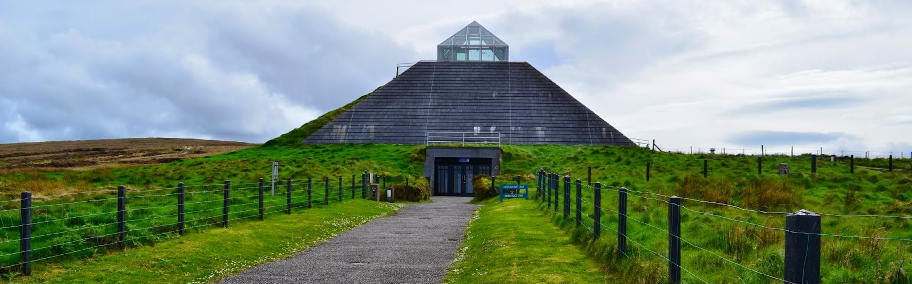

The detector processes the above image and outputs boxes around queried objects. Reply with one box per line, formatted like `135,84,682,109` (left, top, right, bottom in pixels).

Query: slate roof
303,61,635,145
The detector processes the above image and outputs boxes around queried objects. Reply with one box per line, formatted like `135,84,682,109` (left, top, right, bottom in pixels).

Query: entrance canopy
437,21,508,62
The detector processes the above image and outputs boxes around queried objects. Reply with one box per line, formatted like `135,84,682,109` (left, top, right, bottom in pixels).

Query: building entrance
434,157,492,196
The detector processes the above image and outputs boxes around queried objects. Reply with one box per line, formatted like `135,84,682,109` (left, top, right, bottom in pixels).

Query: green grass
445,198,607,283
13,199,400,283
0,143,910,282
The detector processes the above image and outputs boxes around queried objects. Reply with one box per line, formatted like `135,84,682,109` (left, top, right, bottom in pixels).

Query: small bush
471,175,497,202
676,173,732,203
391,182,429,202
741,176,801,211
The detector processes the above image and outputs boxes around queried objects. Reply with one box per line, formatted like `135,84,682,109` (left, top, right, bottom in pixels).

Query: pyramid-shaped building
304,21,634,146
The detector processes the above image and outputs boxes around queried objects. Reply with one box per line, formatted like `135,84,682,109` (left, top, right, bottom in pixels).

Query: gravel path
219,197,477,284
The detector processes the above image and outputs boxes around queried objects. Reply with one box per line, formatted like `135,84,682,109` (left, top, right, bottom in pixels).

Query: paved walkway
219,197,477,284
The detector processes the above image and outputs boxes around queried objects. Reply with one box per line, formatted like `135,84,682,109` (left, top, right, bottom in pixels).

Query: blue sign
499,184,529,202
459,158,470,163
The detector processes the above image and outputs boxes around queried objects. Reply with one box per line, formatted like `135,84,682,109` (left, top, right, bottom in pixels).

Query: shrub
392,182,429,202
471,175,497,202
676,173,732,203
741,176,801,211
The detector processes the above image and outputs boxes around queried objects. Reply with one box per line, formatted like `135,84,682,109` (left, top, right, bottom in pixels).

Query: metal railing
426,132,501,147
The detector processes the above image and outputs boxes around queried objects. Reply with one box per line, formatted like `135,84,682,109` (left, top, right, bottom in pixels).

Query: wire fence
0,171,425,276
532,169,912,283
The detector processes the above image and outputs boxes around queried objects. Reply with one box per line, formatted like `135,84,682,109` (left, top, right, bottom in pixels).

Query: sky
1,0,910,156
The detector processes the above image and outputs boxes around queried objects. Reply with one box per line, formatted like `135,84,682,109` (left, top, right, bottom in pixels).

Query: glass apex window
437,21,509,62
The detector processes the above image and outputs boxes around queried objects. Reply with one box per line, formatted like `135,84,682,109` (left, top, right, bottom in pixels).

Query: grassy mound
263,92,372,146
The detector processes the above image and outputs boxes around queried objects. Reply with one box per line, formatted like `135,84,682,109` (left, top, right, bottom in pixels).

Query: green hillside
263,92,372,146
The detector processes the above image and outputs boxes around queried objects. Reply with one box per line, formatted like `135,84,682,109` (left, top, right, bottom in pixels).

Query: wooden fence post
307,177,312,208
179,182,186,233
618,187,627,257
546,173,552,208
575,179,582,226
785,210,821,284
20,192,31,276
703,159,708,178
352,174,356,199
338,176,343,201
491,176,497,197
286,178,292,213
646,161,651,182
889,155,893,171
118,185,126,248
257,179,264,220
361,172,367,199
222,181,229,228
811,155,817,174
553,174,559,213
563,176,570,218
668,196,682,284
324,176,329,205
758,157,762,175
594,182,601,239
587,167,592,186
850,155,854,174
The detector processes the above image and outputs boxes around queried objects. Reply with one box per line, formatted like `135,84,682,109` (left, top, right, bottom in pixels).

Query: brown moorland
0,138,254,170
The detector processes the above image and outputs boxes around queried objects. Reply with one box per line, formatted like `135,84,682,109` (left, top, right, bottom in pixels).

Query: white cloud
0,0,910,155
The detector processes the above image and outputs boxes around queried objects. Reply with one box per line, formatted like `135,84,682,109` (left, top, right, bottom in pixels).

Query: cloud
731,91,864,114
0,2,415,143
1,0,911,155
727,131,852,146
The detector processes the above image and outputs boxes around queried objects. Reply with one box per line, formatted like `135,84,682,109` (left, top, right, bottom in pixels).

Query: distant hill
0,138,254,170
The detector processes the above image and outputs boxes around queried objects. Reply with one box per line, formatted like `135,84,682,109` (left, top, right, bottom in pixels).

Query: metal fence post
352,174,356,199
178,182,186,234
307,177,313,208
785,210,821,284
594,182,601,239
668,196,682,284
619,187,627,257
338,176,343,201
516,175,521,185
257,179,264,220
491,176,496,195
563,176,570,218
405,176,409,201
222,181,229,228
324,176,330,205
575,179,581,226
118,185,126,248
286,178,292,214
20,192,31,276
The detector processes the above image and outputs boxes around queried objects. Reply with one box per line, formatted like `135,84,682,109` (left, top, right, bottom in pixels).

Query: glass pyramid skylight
437,21,508,62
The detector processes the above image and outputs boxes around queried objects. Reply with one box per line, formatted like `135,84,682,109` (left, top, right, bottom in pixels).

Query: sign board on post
499,184,529,202
271,162,278,195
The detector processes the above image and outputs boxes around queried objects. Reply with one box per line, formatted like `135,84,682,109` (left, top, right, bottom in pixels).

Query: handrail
426,132,501,147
